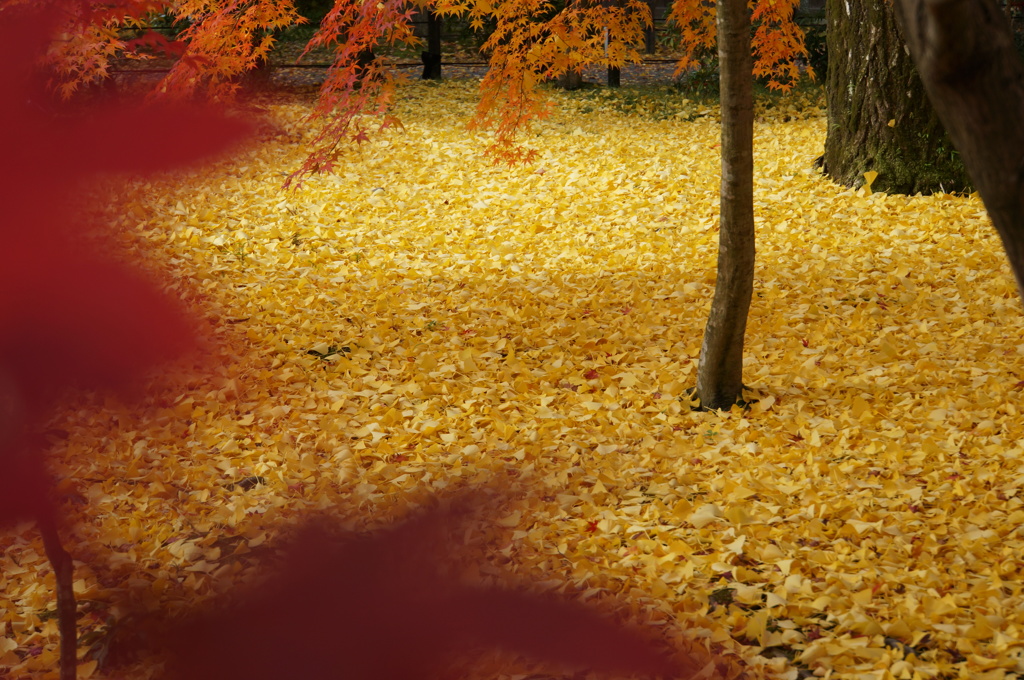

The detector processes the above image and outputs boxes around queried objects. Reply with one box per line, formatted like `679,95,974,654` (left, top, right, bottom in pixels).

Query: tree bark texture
695,0,754,411
895,0,1024,297
823,0,971,194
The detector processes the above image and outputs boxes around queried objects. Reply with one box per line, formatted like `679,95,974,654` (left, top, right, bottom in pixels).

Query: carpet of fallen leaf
4,80,1024,680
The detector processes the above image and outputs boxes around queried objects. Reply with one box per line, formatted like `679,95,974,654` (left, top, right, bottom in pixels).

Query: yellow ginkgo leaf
863,170,879,193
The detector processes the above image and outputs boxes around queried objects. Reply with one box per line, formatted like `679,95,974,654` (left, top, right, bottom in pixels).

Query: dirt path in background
259,60,683,93
112,40,688,96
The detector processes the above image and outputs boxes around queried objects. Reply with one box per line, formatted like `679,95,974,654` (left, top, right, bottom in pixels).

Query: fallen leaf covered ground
3,80,1024,680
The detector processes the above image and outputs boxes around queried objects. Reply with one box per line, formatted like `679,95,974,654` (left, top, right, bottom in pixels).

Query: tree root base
683,386,759,412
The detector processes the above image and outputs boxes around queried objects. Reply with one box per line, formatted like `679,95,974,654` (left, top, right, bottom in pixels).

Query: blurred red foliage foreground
0,3,252,529
0,7,705,680
152,499,695,680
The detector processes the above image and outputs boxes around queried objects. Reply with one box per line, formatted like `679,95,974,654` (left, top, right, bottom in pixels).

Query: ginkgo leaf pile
4,80,1024,680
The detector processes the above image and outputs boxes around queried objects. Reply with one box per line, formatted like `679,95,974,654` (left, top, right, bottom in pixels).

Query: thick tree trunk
422,11,442,80
244,51,274,88
604,5,621,86
557,68,584,90
823,0,971,194
238,29,275,89
895,0,1024,297
695,0,754,411
354,49,377,88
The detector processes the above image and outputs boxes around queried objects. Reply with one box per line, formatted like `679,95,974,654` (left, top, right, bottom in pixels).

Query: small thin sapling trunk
39,512,78,680
0,371,78,680
694,0,756,411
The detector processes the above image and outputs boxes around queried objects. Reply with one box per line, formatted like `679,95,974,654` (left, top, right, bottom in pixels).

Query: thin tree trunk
0,373,75,677
895,0,1024,297
40,513,77,680
695,0,754,411
823,0,971,194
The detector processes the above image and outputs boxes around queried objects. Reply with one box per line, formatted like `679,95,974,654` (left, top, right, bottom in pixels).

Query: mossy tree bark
695,0,754,411
895,0,1024,298
823,0,971,194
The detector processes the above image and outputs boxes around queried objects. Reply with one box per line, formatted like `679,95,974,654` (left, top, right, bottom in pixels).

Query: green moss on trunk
823,0,971,195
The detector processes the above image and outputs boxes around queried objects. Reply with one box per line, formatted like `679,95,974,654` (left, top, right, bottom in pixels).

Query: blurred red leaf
1,5,253,232
123,30,188,59
0,4,253,524
0,448,50,529
157,501,687,680
0,4,253,401
0,240,196,413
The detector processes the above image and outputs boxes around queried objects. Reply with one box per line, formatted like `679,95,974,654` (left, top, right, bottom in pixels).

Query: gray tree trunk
694,0,754,411
823,0,971,194
894,0,1024,297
